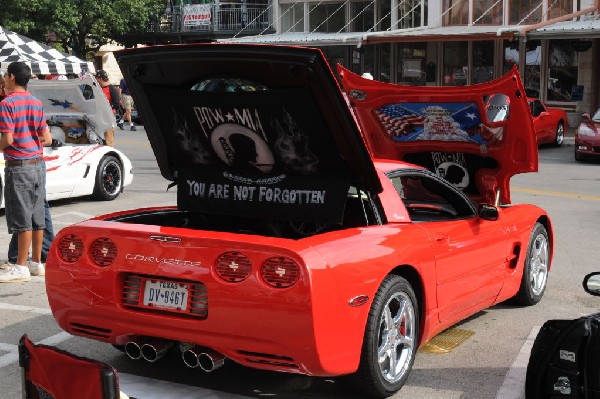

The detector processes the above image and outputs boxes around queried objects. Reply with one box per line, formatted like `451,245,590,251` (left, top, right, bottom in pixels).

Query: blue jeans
7,162,54,263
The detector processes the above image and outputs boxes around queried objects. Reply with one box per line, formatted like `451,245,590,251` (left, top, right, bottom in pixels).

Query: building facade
120,0,600,122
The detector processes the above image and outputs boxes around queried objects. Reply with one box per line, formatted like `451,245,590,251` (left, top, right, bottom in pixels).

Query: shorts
121,94,134,110
4,162,45,234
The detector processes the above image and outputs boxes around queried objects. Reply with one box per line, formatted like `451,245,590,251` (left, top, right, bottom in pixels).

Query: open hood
28,76,115,141
338,65,538,205
115,44,380,223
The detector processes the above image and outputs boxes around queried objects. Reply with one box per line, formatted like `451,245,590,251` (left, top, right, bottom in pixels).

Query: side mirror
478,203,498,221
582,113,591,121
583,272,600,296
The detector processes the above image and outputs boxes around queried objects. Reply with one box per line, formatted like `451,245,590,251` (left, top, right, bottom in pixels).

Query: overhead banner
183,4,212,26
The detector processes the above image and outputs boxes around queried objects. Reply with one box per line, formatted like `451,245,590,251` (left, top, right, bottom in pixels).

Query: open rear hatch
338,65,538,205
115,44,381,225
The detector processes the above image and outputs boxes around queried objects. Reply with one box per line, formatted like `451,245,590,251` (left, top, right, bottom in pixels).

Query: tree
0,0,164,61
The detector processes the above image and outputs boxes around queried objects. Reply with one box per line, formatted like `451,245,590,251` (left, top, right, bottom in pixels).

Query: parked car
45,45,552,398
528,98,567,146
574,109,600,161
0,77,134,208
526,272,600,398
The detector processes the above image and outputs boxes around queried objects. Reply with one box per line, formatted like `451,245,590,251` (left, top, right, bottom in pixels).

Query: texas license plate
143,279,189,311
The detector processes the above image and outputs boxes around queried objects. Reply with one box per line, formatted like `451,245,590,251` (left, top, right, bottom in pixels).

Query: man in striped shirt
0,62,52,282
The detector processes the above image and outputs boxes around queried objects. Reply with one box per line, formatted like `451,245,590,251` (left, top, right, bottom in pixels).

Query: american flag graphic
375,105,426,138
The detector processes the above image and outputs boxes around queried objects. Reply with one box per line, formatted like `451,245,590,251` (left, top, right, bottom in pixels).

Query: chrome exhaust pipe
197,349,226,372
141,340,175,362
124,339,143,360
180,343,225,372
181,344,203,368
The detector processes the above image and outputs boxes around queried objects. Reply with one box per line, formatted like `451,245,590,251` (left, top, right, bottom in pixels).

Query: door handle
434,233,448,242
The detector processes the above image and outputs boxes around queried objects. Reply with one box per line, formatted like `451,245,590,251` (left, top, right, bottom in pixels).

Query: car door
44,145,78,197
530,99,554,144
391,171,509,323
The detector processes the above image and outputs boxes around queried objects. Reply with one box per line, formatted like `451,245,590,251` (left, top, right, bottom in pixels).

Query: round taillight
58,234,83,263
90,238,117,267
261,257,300,288
215,251,252,282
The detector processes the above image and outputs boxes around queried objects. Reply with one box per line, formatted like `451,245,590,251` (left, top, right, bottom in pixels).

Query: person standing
117,78,136,131
0,62,52,282
4,135,55,266
95,70,121,117
0,71,6,101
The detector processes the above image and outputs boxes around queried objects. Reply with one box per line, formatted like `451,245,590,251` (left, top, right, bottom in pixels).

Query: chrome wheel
554,123,564,146
355,275,419,397
513,222,550,305
529,232,549,296
377,291,416,383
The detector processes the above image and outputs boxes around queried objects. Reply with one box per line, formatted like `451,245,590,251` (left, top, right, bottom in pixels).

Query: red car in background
574,109,600,161
528,98,568,146
45,45,552,398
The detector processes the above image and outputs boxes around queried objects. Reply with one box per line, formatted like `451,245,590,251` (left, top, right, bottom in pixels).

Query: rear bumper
46,263,359,376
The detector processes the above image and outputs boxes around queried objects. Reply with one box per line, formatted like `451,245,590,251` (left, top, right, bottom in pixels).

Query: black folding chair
19,334,121,399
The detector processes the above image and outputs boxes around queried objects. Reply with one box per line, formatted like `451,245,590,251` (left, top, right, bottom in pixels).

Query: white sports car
0,76,133,208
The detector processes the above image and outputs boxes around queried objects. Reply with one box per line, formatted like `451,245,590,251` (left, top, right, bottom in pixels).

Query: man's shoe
117,122,124,130
0,265,31,282
28,261,45,276
0,261,14,270
130,125,137,131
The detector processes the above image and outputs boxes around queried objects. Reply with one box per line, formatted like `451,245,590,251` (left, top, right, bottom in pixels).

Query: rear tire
354,275,418,398
513,223,549,306
92,155,123,201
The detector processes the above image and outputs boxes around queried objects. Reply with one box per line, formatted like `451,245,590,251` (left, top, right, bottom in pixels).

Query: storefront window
396,43,427,84
443,42,468,85
309,2,345,32
397,0,423,28
509,0,542,24
549,0,573,19
363,45,376,78
379,0,392,31
320,46,347,72
351,1,375,32
473,0,503,24
443,0,469,25
281,3,304,32
379,44,391,82
473,41,494,83
548,40,578,102
503,40,541,98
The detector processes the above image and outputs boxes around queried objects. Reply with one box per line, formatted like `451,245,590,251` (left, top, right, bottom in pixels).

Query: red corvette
574,109,600,161
45,44,553,398
528,98,568,146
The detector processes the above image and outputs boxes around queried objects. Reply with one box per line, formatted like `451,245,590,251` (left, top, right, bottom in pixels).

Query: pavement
564,126,576,145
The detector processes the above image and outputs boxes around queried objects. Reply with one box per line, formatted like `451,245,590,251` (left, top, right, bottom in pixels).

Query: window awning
523,17,600,39
219,25,522,47
219,32,369,46
219,19,600,47
364,25,520,44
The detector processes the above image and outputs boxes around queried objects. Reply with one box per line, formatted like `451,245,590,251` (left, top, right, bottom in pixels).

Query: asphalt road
1,127,599,399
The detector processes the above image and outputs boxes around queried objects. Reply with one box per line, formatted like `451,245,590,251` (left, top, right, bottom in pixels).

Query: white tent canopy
0,26,95,75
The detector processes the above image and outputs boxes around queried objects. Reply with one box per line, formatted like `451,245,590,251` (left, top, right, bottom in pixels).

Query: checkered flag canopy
0,26,95,75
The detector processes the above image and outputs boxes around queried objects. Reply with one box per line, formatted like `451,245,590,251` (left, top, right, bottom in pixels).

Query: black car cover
526,316,600,398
